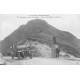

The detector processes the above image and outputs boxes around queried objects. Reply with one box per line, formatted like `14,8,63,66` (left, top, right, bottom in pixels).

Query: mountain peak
27,19,47,24
1,19,80,57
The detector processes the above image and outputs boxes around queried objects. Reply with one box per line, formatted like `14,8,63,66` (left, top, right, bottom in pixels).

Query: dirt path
5,57,80,65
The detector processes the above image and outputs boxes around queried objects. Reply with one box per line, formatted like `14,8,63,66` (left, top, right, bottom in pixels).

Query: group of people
8,45,33,60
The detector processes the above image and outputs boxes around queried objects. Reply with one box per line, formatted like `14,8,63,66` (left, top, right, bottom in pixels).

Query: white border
0,0,80,80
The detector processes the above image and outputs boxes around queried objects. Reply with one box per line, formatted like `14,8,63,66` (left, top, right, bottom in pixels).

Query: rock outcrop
0,53,6,65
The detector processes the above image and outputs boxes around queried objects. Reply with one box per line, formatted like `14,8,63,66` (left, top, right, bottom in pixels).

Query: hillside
1,19,80,57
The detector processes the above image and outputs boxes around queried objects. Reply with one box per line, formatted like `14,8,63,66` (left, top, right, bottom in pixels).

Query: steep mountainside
1,19,80,57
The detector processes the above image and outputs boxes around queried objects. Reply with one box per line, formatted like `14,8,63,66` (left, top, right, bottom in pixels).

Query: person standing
55,45,60,58
53,36,60,58
53,36,56,44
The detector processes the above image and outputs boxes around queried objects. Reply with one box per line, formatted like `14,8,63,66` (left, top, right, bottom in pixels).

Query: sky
0,14,80,40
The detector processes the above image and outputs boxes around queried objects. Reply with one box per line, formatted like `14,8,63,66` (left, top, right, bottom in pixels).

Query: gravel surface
5,57,80,65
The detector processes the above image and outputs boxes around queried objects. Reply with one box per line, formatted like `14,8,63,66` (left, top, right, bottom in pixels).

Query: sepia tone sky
0,14,80,40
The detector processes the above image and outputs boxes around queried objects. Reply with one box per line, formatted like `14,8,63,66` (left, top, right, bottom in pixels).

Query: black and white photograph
0,14,80,65
1,0,80,80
